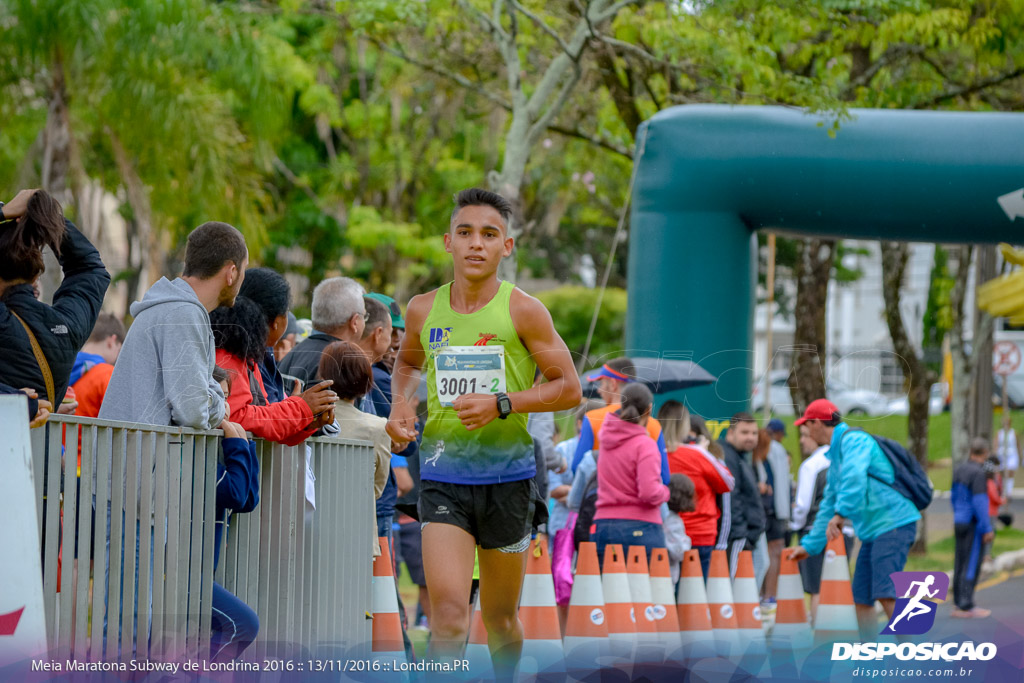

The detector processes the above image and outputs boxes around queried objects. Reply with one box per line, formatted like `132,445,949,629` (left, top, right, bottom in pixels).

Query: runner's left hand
453,393,500,431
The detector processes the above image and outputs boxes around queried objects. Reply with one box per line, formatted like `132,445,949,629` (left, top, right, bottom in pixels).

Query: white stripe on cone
650,574,684,663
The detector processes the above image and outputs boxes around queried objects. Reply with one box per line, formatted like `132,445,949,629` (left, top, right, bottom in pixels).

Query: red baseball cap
794,398,840,426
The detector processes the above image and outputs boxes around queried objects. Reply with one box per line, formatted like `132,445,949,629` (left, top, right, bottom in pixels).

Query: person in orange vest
571,357,670,485
70,313,125,418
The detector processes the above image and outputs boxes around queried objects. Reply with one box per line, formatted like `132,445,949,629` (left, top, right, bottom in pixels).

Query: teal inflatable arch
627,105,1024,419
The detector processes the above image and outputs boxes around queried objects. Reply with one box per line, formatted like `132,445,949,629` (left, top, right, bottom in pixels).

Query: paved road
925,494,1024,542
929,567,1024,640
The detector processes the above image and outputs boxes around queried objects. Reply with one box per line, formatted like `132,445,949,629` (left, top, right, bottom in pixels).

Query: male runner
387,188,582,678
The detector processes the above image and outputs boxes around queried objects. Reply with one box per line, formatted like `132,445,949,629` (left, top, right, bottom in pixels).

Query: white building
754,240,1001,398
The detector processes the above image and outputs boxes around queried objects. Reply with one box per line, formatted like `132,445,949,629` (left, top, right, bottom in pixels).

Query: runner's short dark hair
183,221,247,279
319,341,373,401
87,312,126,344
451,188,513,229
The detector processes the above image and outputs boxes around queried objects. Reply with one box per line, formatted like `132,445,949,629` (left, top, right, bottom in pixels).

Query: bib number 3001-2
435,345,507,408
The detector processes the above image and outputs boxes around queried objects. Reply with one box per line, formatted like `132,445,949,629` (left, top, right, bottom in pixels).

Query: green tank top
420,280,537,484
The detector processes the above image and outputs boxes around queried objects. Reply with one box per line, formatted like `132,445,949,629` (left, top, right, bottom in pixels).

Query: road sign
993,341,1021,376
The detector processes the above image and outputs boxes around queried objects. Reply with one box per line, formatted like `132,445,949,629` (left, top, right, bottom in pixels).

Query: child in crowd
664,473,696,582
210,366,261,662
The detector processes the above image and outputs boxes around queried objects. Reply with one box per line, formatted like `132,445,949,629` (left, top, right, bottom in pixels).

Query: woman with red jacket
211,296,336,446
658,400,735,580
593,383,670,563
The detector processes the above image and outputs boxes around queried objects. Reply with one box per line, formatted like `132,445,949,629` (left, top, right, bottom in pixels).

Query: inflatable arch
627,105,1024,418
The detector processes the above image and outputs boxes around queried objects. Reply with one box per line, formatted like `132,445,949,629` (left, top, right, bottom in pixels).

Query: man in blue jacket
786,399,921,639
949,437,994,619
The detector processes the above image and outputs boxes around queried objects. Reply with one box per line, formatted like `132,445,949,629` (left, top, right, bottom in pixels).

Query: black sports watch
495,392,513,420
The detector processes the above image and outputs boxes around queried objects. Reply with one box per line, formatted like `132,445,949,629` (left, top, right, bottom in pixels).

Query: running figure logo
425,440,445,467
883,571,949,635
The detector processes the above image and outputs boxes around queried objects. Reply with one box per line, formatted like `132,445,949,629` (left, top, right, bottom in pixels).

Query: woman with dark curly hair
211,296,336,445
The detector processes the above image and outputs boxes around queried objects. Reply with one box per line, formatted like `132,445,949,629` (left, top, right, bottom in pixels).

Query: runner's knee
431,599,470,635
481,607,518,636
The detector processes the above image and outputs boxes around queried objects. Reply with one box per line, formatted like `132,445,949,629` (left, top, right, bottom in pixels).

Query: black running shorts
418,478,543,551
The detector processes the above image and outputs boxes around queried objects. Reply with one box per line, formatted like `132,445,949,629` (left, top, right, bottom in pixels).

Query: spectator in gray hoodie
97,221,247,656
99,221,247,429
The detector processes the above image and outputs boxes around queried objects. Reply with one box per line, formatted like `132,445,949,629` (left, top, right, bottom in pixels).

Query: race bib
435,345,507,407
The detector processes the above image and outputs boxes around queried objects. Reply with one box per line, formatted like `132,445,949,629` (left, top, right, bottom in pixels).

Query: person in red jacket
658,400,735,580
210,296,336,445
592,383,670,564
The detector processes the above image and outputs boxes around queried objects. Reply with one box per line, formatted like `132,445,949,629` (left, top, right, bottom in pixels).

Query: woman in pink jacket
593,383,671,562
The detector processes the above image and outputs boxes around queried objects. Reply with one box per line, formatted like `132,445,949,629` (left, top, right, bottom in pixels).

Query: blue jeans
694,545,714,581
592,519,665,567
852,521,917,606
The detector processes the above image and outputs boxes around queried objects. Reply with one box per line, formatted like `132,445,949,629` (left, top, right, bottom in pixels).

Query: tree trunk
881,242,936,555
969,246,997,442
38,57,76,304
108,128,158,304
787,238,834,412
949,245,974,463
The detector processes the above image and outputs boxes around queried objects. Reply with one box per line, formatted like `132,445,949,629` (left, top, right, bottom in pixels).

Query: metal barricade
29,415,374,663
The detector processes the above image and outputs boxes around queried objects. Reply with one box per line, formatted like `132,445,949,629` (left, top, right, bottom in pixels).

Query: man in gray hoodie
98,221,246,656
100,221,247,428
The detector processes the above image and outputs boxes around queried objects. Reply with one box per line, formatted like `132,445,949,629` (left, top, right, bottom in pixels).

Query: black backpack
843,428,934,511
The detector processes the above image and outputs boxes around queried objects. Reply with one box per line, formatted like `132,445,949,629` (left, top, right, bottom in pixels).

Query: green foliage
536,286,627,367
3,0,1024,317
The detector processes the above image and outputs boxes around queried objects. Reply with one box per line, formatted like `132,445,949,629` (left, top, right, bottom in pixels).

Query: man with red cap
786,399,921,640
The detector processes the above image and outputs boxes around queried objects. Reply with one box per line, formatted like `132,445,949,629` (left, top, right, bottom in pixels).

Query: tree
882,242,938,554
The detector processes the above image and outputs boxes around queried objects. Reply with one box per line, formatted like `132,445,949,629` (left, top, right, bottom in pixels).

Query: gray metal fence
30,415,374,663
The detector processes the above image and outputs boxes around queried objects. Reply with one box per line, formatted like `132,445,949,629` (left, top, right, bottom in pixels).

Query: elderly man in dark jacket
0,189,109,407
718,412,765,577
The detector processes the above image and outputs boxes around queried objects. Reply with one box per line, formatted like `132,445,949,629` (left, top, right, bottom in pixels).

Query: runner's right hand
387,400,418,448
300,380,337,415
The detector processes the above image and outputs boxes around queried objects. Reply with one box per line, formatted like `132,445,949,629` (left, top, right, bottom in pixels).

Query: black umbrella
579,358,717,398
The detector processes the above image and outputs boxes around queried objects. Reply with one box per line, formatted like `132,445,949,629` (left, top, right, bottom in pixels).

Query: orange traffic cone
649,548,684,664
601,544,636,643
732,550,770,677
732,551,767,651
464,593,494,680
706,549,740,657
601,543,636,675
814,534,858,645
627,546,666,669
371,537,407,666
564,542,608,680
519,538,564,682
676,550,715,659
773,552,813,652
